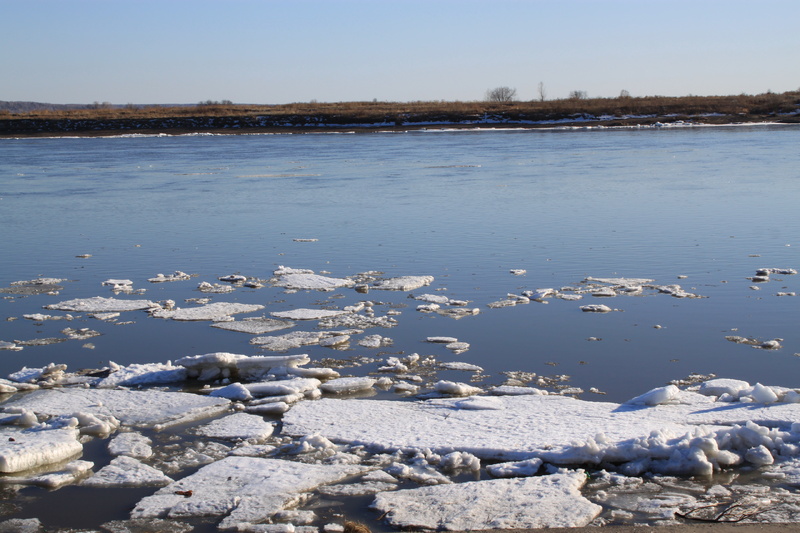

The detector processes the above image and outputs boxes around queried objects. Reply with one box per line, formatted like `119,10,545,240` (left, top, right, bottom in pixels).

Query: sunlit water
1,125,800,529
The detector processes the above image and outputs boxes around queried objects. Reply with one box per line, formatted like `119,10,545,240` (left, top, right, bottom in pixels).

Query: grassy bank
2,91,799,136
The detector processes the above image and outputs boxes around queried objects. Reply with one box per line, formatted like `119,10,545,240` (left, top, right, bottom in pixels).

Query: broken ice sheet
130,456,365,530
372,470,601,530
45,296,157,312
82,456,172,487
192,412,275,441
3,388,230,430
272,273,354,290
0,427,83,473
150,301,264,321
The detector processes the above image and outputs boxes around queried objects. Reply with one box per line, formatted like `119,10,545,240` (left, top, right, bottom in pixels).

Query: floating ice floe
82,456,173,487
211,317,295,334
108,431,153,459
193,412,275,441
96,362,187,388
148,271,191,283
283,380,800,476
197,281,236,293
4,388,230,430
176,352,313,381
250,331,327,351
580,304,614,312
372,470,601,530
45,296,158,313
371,275,434,291
270,308,349,320
22,313,73,321
102,279,135,293
319,377,376,395
273,273,354,291
130,457,365,530
150,302,264,321
0,427,83,473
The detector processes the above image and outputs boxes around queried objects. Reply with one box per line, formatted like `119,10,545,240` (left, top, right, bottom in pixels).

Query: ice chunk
580,304,613,312
434,380,482,396
83,456,172,487
102,279,134,292
4,389,230,430
371,471,601,530
320,377,375,395
194,413,275,441
0,427,82,473
371,276,434,291
698,378,751,398
4,459,93,489
131,457,364,530
108,432,153,459
625,385,680,406
96,362,187,388
176,352,310,381
211,318,295,334
210,383,252,401
486,457,543,478
245,377,321,398
151,302,264,321
45,296,157,312
273,273,354,290
148,271,191,283
270,309,349,320
251,331,325,351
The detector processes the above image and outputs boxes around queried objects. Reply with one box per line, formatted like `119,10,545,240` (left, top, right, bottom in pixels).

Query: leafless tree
485,86,517,103
569,90,588,100
537,82,547,102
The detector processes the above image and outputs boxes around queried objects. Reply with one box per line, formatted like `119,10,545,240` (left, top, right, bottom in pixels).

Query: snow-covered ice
372,470,601,530
270,308,349,320
273,273,354,290
83,456,172,487
45,296,157,312
193,413,275,441
371,275,434,291
151,302,264,321
0,427,83,473
4,388,230,430
131,457,365,530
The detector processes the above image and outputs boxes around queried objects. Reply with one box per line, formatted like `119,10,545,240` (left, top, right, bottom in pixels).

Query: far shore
2,91,798,137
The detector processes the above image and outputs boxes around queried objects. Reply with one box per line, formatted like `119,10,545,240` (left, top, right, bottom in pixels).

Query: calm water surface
1,126,800,403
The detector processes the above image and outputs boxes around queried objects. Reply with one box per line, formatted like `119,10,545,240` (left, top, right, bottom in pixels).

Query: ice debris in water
273,272,354,291
270,308,349,320
148,271,191,283
371,275,434,291
211,317,295,334
0,427,83,473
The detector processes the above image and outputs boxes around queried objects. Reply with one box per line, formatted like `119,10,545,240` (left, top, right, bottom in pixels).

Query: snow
131,456,365,530
96,362,187,388
0,427,82,473
151,302,264,320
320,377,375,395
45,296,157,312
4,388,230,429
371,470,601,530
83,455,172,487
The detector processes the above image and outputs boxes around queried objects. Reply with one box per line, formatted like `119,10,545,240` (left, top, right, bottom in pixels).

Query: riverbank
2,92,798,137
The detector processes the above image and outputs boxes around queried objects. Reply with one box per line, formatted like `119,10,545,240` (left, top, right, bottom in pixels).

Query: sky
2,0,799,105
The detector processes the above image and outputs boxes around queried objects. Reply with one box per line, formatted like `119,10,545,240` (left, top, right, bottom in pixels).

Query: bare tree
485,86,517,103
619,89,631,98
537,82,547,102
569,90,588,100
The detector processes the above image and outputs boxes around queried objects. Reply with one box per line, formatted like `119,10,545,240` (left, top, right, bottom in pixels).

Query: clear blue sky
2,0,798,105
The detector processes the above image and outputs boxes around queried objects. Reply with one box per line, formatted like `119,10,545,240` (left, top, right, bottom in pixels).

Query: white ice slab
371,276,434,291
270,309,349,320
176,352,310,381
4,389,230,430
131,456,364,530
273,273,354,290
96,362,187,388
283,385,800,474
0,427,82,473
108,432,153,459
45,296,157,312
151,302,264,321
83,455,172,487
373,470,600,530
211,318,295,334
194,413,275,441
